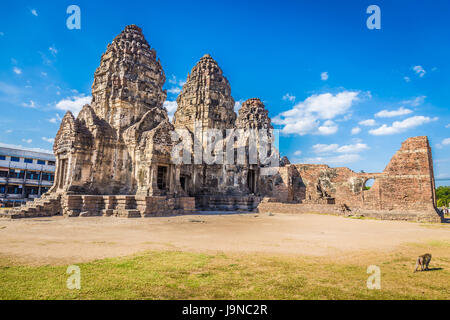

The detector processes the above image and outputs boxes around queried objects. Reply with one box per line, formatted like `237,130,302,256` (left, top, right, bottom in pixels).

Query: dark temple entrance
247,169,256,194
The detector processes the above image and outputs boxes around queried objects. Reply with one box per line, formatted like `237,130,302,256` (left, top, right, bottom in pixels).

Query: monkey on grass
414,253,432,272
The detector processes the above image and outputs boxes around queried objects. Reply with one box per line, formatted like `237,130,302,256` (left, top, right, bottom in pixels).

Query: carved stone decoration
236,98,272,130
174,54,236,133
50,25,173,196
91,24,167,135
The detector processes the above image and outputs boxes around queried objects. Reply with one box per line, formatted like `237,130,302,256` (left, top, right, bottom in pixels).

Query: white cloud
301,153,362,165
22,100,37,108
304,142,369,165
445,124,450,129
312,144,339,154
42,137,55,144
55,94,91,116
5,130,13,134
412,65,426,77
31,9,38,16
167,87,181,95
273,91,360,136
293,150,302,156
317,120,338,135
282,93,296,103
168,75,185,86
234,100,244,113
359,119,376,126
13,67,22,75
442,138,450,146
402,95,426,107
0,142,52,154
375,107,413,118
48,113,62,124
168,75,177,84
369,116,438,136
404,76,411,82
166,75,185,96
22,139,32,144
312,143,369,154
49,46,58,56
163,100,178,121
351,127,361,135
321,72,329,81
336,143,369,153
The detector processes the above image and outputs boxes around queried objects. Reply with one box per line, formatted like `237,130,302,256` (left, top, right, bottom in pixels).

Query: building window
0,171,7,178
7,186,22,194
25,187,39,195
47,161,56,166
9,170,24,179
0,155,6,160
11,157,20,162
37,160,45,165
41,173,54,181
24,158,33,164
0,186,5,193
26,172,40,180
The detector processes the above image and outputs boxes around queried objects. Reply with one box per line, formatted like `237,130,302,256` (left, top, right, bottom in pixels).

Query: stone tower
91,24,167,135
236,98,273,130
51,25,175,196
173,54,236,133
173,54,238,197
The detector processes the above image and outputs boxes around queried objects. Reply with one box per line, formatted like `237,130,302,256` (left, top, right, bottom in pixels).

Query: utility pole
38,164,43,197
4,159,10,204
22,163,27,200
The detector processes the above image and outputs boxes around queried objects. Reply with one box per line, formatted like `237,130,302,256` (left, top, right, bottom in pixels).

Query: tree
436,186,450,207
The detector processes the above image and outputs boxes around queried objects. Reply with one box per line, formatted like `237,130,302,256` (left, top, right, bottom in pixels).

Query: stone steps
196,195,260,212
2,193,62,219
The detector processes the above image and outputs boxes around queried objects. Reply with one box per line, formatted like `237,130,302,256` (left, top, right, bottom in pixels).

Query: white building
0,147,55,207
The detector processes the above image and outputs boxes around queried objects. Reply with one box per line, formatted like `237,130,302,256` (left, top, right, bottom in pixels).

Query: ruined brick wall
263,136,440,222
373,136,436,212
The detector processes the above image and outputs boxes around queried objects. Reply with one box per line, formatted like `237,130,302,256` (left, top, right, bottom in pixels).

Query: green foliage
436,186,450,207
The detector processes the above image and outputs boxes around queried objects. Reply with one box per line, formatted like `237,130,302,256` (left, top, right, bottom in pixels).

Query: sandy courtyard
0,212,449,265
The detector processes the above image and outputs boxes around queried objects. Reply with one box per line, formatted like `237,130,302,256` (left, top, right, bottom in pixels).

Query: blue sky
1,0,450,184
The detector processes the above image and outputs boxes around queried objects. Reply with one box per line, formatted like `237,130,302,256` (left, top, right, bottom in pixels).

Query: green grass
1,249,449,300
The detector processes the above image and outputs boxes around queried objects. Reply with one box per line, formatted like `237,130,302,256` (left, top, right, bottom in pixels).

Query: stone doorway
58,159,68,189
180,176,186,192
247,169,256,194
157,166,168,191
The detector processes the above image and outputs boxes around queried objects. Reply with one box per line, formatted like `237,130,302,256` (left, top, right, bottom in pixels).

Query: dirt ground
0,212,449,265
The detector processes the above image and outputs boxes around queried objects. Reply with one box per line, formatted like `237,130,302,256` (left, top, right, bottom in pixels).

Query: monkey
414,253,432,272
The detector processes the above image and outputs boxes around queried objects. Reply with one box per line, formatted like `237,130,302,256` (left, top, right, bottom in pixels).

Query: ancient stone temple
2,25,442,222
